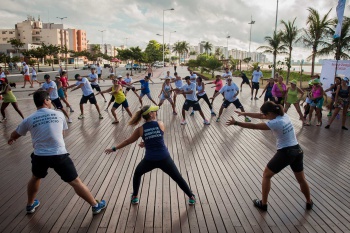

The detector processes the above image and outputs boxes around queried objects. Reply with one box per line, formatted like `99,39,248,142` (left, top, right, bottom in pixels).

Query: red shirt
60,76,68,87
117,80,127,85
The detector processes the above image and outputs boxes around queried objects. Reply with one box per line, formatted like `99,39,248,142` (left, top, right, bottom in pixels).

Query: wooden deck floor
0,67,350,233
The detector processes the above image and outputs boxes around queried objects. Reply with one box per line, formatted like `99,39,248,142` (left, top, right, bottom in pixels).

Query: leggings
197,93,212,109
133,156,193,197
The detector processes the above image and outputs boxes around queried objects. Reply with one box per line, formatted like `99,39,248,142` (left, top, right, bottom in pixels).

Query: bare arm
71,83,84,92
8,130,22,145
234,110,266,119
259,84,268,97
226,116,270,130
105,127,142,154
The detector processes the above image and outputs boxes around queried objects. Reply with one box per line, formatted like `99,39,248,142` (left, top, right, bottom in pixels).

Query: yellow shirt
112,85,126,104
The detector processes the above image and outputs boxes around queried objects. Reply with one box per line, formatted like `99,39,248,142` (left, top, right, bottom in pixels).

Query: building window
9,31,13,34
36,32,40,34
3,38,6,41
2,31,6,34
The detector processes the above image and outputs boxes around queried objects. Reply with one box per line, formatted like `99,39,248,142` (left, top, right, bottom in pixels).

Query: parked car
153,62,163,68
104,64,111,68
83,64,89,70
125,64,132,70
126,63,140,70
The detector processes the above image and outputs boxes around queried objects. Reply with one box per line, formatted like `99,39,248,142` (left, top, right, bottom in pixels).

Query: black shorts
126,87,136,92
242,78,250,84
252,82,260,89
183,100,201,111
275,97,284,105
80,93,97,105
91,84,101,92
222,99,243,109
113,99,129,109
264,94,274,102
52,98,63,109
31,153,78,182
98,74,102,78
267,144,304,174
109,95,115,103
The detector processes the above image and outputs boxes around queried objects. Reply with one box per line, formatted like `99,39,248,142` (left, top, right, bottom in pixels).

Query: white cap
117,75,122,78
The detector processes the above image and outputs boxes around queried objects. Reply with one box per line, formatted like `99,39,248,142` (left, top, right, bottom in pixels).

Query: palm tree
318,17,350,60
172,41,182,64
281,18,300,83
203,41,213,56
215,48,222,59
302,7,332,75
257,31,287,72
179,41,190,64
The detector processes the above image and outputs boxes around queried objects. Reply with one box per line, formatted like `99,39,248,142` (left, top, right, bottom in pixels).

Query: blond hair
128,105,152,126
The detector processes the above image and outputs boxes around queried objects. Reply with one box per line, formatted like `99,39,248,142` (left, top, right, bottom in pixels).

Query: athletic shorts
275,97,284,105
183,100,201,111
31,153,78,182
109,95,115,103
52,98,63,109
91,84,101,92
80,93,97,105
24,75,30,81
252,82,259,89
310,97,324,109
242,78,250,84
264,94,274,102
57,88,65,99
140,92,152,99
267,144,304,174
31,75,37,80
126,86,136,92
98,74,102,78
222,99,243,109
113,99,129,109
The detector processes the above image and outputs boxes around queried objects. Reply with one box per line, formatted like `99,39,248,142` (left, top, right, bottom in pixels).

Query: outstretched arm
105,127,142,154
8,130,22,145
234,110,266,119
226,116,270,130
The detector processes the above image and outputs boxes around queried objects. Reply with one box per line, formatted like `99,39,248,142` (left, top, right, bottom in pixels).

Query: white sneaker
203,119,210,125
68,118,73,123
78,114,84,119
181,120,187,125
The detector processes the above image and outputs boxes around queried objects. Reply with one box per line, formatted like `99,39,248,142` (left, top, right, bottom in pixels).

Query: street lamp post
98,30,106,54
272,0,279,78
162,8,174,74
226,35,230,59
56,17,67,70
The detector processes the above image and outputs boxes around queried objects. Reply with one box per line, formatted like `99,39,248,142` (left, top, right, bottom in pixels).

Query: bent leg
261,167,275,205
133,159,155,196
27,175,41,205
293,171,312,203
69,177,97,206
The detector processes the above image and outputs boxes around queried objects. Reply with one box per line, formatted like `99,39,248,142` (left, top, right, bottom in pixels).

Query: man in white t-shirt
178,76,210,125
0,66,6,78
40,74,72,123
86,68,107,102
222,67,232,81
22,62,33,88
211,77,251,123
251,66,263,100
7,90,106,215
96,63,104,82
67,74,103,120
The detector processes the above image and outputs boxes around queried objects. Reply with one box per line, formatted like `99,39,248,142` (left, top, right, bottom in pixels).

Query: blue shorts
310,97,324,108
113,99,129,109
58,88,65,99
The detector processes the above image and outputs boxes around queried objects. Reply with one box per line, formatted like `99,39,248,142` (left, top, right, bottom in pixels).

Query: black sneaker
342,126,348,130
253,199,267,211
306,200,314,210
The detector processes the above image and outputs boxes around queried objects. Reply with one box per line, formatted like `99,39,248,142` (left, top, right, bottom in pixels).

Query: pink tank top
312,86,322,98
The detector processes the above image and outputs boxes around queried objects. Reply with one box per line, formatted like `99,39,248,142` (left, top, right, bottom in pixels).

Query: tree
189,51,197,55
42,43,60,71
179,41,190,64
60,45,70,70
130,46,143,73
22,47,47,71
144,40,163,63
203,41,213,56
7,38,25,55
302,7,332,75
257,31,287,73
0,53,11,71
281,18,300,83
229,58,240,71
242,57,252,70
318,17,350,60
215,48,222,59
204,56,223,78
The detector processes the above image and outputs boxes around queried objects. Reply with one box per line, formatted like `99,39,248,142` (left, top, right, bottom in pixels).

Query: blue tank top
266,84,273,96
338,86,350,99
142,121,170,160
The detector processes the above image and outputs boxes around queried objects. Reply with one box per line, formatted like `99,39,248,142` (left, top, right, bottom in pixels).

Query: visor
142,105,159,115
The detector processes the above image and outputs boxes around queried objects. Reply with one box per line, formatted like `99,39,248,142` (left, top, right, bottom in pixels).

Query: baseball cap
343,77,349,82
74,74,81,79
117,75,122,78
312,79,320,84
290,79,297,85
55,75,60,79
44,74,50,79
142,105,160,115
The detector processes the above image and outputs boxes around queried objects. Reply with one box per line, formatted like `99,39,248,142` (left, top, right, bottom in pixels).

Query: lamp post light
162,8,174,73
98,30,106,54
272,0,279,78
226,35,230,59
248,16,255,54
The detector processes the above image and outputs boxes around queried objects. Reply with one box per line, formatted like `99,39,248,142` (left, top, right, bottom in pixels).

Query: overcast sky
0,0,348,61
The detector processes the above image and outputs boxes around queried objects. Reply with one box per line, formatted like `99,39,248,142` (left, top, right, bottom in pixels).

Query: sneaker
306,200,314,210
67,118,73,123
99,114,103,119
26,199,40,214
92,200,107,215
325,125,330,129
188,195,196,205
342,126,348,130
70,108,74,113
250,97,253,100
131,195,139,205
181,120,187,125
78,114,84,119
254,97,259,100
203,119,210,125
216,117,220,122
190,111,194,116
245,117,251,122
0,117,7,123
173,111,178,115
211,111,216,116
327,112,332,117
252,199,267,211
104,108,108,112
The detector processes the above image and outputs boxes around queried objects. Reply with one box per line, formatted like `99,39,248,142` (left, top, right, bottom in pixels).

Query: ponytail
260,101,284,116
128,105,152,126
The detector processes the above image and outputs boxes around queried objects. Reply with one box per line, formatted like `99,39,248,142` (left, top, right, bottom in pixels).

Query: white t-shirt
252,70,263,82
76,78,93,96
0,71,5,78
16,108,68,156
182,82,197,101
97,66,102,74
190,74,197,83
266,114,298,149
124,77,133,87
222,71,232,79
174,78,183,89
31,67,37,76
42,81,59,100
24,65,29,75
88,73,98,86
219,83,239,102
197,83,206,96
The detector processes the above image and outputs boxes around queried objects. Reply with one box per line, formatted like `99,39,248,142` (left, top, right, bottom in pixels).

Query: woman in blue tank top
105,105,196,205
